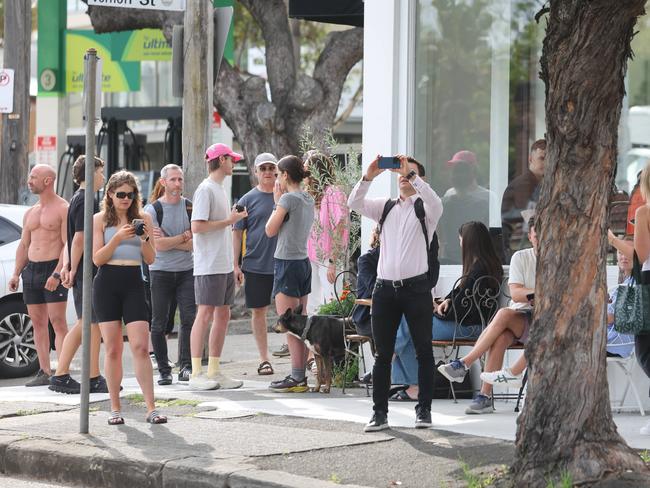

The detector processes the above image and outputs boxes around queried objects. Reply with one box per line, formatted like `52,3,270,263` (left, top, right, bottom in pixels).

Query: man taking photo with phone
348,154,443,432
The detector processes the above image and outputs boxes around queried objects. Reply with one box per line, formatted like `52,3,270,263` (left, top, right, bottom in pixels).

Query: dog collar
300,317,313,341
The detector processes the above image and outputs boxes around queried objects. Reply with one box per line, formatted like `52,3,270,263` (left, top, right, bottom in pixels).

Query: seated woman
391,221,502,401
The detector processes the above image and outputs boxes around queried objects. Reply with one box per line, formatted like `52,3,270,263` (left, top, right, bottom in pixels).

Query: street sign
0,69,15,113
36,136,58,166
87,0,186,11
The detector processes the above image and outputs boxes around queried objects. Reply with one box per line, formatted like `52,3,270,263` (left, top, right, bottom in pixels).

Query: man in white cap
189,143,247,390
233,152,279,376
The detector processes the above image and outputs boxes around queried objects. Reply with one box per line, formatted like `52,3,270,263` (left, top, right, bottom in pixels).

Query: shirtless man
9,165,69,386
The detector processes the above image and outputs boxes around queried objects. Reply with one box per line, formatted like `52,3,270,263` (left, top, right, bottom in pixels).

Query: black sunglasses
114,191,135,200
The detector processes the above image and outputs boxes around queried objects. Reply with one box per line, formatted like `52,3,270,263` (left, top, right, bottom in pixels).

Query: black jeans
150,269,196,374
636,333,650,397
371,278,434,414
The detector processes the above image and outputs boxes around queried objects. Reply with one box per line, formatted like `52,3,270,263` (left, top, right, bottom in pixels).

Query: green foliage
459,461,497,488
545,469,573,488
316,289,355,317
640,450,650,463
332,359,358,388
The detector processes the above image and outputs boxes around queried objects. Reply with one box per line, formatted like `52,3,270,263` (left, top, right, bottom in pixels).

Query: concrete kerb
0,435,373,488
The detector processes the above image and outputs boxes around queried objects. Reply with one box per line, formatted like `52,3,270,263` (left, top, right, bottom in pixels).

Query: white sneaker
640,420,650,436
211,373,243,390
480,368,524,388
188,374,220,391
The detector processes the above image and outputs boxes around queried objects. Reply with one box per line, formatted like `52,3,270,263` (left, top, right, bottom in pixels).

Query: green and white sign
66,30,141,92
111,29,172,61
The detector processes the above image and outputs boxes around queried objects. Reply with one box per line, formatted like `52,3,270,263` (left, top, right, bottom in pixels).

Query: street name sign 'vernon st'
87,0,186,11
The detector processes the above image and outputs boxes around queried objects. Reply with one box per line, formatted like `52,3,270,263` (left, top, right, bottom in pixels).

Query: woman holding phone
265,155,315,392
93,170,166,425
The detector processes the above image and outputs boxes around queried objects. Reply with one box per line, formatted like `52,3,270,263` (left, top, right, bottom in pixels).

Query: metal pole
80,48,98,434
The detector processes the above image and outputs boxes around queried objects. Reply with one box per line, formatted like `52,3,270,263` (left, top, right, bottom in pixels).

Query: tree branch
85,4,182,37
239,0,296,110
333,81,363,131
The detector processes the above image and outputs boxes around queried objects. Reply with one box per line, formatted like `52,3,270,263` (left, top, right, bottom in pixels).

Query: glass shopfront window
414,1,650,265
413,0,546,264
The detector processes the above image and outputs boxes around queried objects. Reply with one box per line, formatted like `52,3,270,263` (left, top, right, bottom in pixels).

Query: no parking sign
0,69,15,114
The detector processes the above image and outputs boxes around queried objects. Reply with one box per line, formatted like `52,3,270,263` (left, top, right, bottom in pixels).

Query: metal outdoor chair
431,275,478,401
608,346,645,415
333,270,374,395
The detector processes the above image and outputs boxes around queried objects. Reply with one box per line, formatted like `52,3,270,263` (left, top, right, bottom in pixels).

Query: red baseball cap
205,143,243,162
447,150,477,167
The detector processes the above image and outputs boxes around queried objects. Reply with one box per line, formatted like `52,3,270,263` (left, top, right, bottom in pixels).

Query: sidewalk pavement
0,332,649,488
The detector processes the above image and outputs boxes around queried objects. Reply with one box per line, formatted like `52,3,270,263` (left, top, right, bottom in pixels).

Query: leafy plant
332,358,358,388
459,461,497,488
316,283,355,317
640,450,650,463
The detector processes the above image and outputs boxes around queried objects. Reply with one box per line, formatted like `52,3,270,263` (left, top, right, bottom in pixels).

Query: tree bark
85,1,363,186
513,1,649,486
0,1,31,204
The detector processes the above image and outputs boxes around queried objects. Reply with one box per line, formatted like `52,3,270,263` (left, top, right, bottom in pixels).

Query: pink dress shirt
347,176,443,281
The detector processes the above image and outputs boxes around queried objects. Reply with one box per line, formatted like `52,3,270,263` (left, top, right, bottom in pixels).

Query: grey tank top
104,226,142,262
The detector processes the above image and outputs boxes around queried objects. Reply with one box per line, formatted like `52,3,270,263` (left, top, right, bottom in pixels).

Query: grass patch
546,470,573,488
123,394,200,408
459,461,498,488
15,409,40,417
328,473,342,484
641,450,650,463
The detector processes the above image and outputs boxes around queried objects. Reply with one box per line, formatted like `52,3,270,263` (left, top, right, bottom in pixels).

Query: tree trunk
0,1,31,204
513,2,649,486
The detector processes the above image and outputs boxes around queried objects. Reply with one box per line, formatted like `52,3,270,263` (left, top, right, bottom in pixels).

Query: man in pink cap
438,150,491,263
188,143,247,390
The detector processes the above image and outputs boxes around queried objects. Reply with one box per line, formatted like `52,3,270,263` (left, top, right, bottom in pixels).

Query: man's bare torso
25,197,68,262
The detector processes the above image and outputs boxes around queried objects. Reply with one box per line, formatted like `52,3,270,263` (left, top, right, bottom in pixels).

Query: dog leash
300,317,313,341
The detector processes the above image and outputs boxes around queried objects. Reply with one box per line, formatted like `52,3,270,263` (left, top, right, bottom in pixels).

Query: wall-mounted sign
0,69,15,113
66,30,140,93
87,0,186,11
111,29,172,61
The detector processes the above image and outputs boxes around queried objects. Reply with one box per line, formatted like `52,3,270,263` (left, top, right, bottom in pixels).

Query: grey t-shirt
233,188,277,274
274,191,315,260
144,199,194,272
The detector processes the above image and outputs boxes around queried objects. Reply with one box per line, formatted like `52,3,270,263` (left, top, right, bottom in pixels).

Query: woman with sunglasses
92,170,166,425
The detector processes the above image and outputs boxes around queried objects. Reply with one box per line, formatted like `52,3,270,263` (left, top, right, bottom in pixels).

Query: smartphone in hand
378,156,400,169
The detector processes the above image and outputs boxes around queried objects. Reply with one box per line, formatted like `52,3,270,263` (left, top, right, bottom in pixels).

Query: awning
288,0,364,28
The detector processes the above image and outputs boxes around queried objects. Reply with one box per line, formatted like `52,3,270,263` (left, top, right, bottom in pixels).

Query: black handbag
614,251,650,334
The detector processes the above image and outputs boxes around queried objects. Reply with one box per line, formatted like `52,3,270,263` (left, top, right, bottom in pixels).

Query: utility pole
182,0,214,198
0,1,31,204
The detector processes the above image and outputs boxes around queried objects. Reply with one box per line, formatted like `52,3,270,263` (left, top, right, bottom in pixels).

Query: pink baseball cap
447,150,477,167
205,143,243,162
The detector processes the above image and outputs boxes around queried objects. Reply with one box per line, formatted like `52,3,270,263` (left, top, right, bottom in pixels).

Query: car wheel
0,299,40,378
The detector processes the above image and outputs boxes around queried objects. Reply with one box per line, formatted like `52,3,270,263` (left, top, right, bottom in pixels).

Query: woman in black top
432,221,503,338
391,221,502,401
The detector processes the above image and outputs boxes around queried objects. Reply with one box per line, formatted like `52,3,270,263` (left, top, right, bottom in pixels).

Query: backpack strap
378,198,398,236
152,200,164,227
183,197,193,223
413,198,429,253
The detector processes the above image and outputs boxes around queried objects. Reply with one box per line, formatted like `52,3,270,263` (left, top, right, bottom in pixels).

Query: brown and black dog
273,305,350,393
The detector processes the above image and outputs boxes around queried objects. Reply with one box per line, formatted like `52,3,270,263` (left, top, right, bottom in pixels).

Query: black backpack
377,198,440,287
152,197,193,227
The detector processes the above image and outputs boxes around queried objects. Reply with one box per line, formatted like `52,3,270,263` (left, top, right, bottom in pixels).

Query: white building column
361,0,413,251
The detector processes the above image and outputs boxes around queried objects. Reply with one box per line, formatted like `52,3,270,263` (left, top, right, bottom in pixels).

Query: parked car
0,204,76,378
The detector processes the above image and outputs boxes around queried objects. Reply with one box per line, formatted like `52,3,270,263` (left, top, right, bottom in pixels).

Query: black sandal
146,410,167,424
257,361,274,376
108,411,124,425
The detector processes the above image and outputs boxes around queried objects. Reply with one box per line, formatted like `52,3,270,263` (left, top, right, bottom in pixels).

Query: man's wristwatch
51,271,61,281
406,170,417,181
